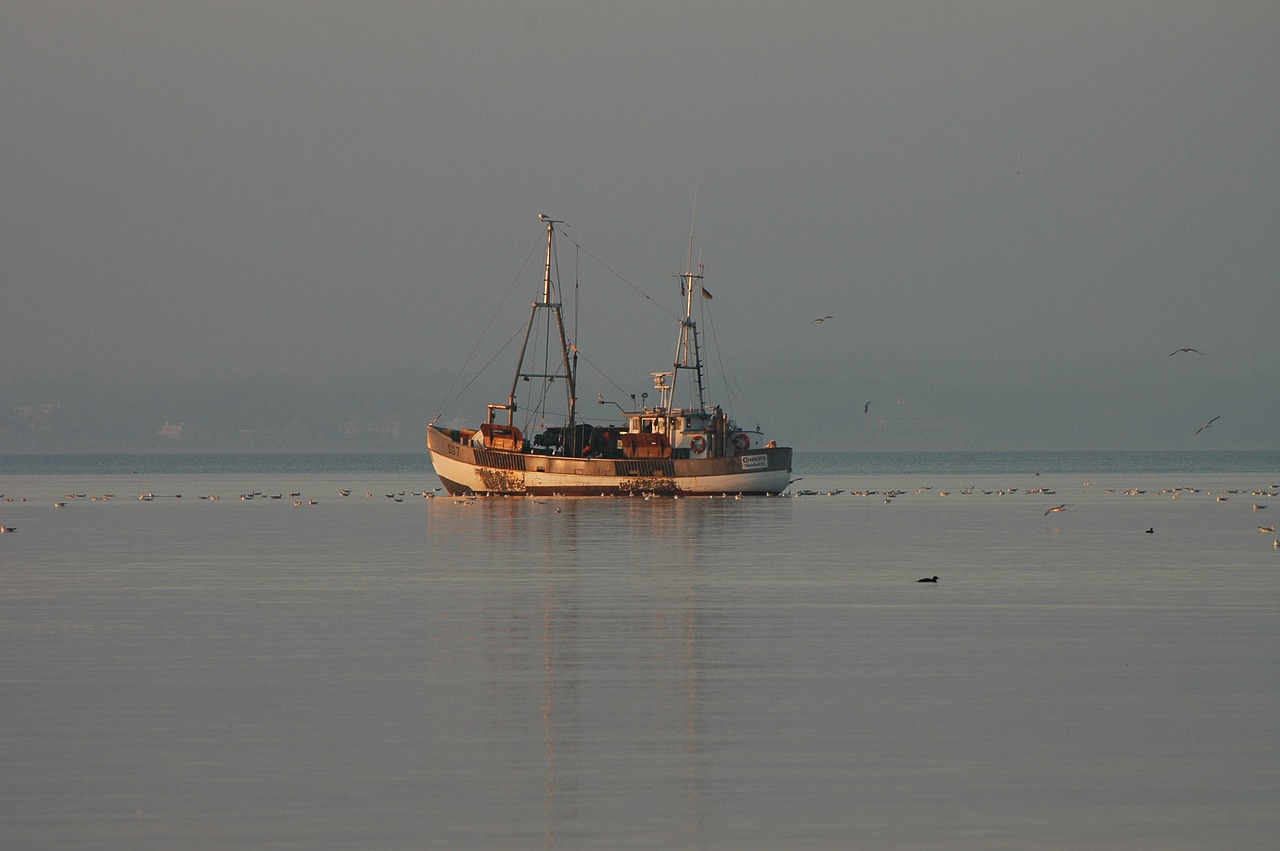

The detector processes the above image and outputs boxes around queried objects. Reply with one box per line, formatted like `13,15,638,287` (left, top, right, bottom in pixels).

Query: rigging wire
558,223,682,324
572,348,636,407
571,243,581,429
429,236,543,422
703,299,761,428
434,320,532,423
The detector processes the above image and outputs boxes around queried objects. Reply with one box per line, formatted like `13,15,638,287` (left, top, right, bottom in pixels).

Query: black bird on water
917,576,938,583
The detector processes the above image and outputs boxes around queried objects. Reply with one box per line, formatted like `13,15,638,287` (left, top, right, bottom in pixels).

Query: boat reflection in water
427,495,771,846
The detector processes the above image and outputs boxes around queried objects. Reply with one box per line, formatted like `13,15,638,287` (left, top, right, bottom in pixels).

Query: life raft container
479,422,525,452
618,432,672,459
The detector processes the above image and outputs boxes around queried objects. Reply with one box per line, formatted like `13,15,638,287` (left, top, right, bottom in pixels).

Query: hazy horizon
5,2,1277,452
3,365,1273,453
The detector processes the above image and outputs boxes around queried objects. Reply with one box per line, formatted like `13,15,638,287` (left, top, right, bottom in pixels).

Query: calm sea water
2,451,1277,849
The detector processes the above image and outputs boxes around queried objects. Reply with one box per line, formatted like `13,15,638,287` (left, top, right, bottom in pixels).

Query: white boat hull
428,425,792,496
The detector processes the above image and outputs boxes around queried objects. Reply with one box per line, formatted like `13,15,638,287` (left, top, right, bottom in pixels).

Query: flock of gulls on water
0,347,1268,560
793,476,1280,585
5,478,1276,569
0,487,448,532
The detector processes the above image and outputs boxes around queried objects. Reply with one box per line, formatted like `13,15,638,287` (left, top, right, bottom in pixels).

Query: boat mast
672,225,707,413
502,215,578,436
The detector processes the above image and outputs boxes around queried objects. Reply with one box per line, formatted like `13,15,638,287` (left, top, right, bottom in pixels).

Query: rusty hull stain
620,477,678,494
477,467,526,493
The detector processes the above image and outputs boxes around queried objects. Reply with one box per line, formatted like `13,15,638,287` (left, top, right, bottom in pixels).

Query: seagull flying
812,315,834,324
1044,504,1067,516
864,401,871,413
1168,347,1204,356
1195,415,1221,435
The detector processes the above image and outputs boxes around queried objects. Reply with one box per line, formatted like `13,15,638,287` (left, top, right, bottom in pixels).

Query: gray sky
4,1,1277,450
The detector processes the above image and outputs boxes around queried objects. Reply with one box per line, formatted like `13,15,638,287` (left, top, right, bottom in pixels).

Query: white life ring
732,433,750,452
689,435,706,454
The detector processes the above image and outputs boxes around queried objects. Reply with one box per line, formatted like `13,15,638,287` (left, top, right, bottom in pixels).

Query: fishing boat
427,214,792,496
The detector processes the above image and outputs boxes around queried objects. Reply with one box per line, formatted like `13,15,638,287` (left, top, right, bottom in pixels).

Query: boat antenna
687,200,696,280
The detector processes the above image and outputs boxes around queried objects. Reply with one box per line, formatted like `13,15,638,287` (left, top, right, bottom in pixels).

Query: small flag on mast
701,287,713,300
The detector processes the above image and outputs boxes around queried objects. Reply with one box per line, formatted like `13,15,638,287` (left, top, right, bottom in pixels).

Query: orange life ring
732,433,750,452
689,436,706,454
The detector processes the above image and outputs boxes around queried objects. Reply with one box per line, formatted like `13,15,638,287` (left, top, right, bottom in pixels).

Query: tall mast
501,215,577,435
671,218,707,413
